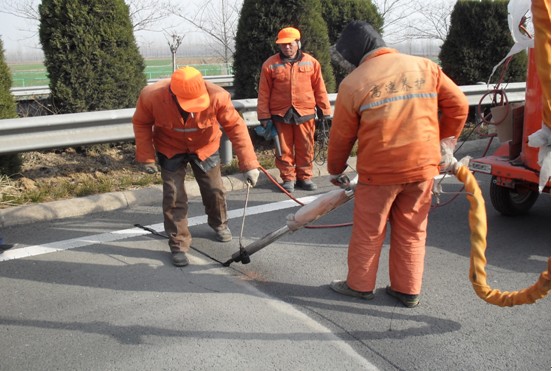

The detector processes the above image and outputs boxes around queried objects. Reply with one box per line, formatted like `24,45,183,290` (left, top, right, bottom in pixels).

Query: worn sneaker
296,179,318,191
215,227,232,242
171,252,189,267
281,181,295,193
330,280,374,300
386,286,419,308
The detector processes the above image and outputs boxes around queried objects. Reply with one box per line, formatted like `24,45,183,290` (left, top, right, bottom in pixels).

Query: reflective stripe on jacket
257,52,332,121
132,79,259,172
328,48,468,185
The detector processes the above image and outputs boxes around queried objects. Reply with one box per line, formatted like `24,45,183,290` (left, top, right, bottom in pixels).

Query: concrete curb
0,138,495,227
0,158,347,227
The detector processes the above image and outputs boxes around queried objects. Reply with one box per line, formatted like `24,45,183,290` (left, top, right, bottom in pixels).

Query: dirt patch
19,143,138,181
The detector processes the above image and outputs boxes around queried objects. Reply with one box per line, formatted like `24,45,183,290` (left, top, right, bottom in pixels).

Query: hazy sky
0,1,210,60
0,11,41,57
0,0,456,62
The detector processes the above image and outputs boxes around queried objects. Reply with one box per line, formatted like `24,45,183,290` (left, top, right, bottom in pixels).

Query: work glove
244,168,260,187
330,174,349,188
141,163,158,174
527,123,551,192
254,120,274,139
439,137,458,173
263,120,277,141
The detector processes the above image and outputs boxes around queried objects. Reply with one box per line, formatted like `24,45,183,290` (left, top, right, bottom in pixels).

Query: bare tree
173,0,242,66
0,0,174,32
373,0,455,44
0,0,39,20
373,0,414,42
403,0,455,43
0,0,41,49
127,0,175,32
166,33,184,71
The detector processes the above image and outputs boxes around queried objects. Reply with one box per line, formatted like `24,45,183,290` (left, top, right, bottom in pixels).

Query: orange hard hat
276,27,301,44
170,66,210,112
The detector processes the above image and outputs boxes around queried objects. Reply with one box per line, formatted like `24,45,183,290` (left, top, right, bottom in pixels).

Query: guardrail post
220,132,232,165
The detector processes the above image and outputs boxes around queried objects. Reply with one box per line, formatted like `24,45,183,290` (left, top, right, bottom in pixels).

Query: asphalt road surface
0,167,550,370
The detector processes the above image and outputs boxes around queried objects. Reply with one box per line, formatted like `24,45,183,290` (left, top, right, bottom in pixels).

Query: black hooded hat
335,21,386,67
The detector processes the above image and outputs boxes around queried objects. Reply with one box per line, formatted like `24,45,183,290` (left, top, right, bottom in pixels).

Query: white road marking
0,195,318,261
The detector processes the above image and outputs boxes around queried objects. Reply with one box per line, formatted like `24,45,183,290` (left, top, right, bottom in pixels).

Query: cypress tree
38,0,147,114
321,0,382,44
0,39,16,120
233,0,336,99
0,38,21,176
439,0,527,85
320,0,383,86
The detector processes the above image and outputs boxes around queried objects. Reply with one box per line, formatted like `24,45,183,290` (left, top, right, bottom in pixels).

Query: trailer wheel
489,177,539,216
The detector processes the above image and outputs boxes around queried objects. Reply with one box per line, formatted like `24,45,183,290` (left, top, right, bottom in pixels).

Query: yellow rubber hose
455,165,551,306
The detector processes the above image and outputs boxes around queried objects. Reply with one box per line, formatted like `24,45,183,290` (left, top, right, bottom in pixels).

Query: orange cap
170,66,210,112
276,27,301,44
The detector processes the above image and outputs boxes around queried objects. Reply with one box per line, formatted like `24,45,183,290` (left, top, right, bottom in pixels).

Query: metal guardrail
0,82,527,164
9,75,235,101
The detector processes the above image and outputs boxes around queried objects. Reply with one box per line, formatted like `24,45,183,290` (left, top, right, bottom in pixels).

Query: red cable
258,166,353,228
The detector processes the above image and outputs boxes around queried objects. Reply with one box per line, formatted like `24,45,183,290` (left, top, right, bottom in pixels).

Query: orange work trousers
346,179,433,295
274,119,316,181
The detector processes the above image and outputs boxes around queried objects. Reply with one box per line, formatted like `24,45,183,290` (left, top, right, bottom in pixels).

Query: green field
9,59,233,88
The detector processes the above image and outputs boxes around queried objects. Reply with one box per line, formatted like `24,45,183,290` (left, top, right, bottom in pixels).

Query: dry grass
0,143,164,208
0,138,276,209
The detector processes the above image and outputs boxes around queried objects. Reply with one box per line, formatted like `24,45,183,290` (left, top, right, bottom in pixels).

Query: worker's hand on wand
141,162,158,174
439,156,458,173
244,168,260,187
330,174,350,188
439,137,458,173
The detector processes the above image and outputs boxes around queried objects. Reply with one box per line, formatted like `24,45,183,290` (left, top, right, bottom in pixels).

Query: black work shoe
330,280,374,300
172,252,189,267
296,179,318,191
386,286,419,308
0,244,14,252
215,228,232,242
281,181,294,192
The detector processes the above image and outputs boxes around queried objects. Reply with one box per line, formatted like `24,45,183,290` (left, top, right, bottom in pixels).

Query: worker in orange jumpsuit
257,27,332,193
327,21,468,307
133,66,260,267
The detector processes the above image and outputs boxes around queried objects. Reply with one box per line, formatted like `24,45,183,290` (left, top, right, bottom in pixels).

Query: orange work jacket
328,48,469,185
257,52,332,121
132,79,259,172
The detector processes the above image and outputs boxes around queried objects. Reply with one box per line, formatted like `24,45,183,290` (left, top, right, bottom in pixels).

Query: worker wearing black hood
327,21,469,308
333,21,387,68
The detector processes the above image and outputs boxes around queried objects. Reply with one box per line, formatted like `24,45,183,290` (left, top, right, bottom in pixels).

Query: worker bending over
133,66,260,267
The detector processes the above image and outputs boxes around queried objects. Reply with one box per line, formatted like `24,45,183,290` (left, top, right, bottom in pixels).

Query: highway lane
0,171,550,370
224,174,551,370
